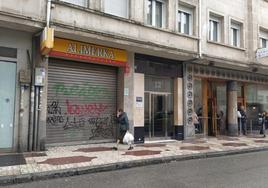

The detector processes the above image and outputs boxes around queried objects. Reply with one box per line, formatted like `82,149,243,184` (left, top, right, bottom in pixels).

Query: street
3,150,268,188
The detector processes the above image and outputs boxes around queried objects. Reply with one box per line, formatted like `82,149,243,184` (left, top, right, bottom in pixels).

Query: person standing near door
239,106,247,135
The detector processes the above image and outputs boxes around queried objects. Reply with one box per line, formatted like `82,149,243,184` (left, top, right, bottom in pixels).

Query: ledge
51,1,199,41
207,40,247,52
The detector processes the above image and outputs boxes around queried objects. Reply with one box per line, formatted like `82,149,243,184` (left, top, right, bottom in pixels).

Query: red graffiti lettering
65,100,108,116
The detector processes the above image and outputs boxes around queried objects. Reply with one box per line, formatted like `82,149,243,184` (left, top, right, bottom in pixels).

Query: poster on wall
136,97,143,108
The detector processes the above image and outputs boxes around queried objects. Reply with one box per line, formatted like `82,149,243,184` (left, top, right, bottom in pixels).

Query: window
209,14,222,42
104,0,129,18
178,5,193,35
230,22,241,47
147,0,166,28
60,0,87,7
260,30,268,48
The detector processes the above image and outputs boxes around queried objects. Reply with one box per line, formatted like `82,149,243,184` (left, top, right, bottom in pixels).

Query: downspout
32,0,51,150
46,0,52,27
198,0,202,58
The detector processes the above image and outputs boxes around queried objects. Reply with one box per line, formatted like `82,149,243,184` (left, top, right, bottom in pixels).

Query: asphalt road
3,151,268,188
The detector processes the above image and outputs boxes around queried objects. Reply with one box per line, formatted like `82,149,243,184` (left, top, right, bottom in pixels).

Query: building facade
0,0,268,152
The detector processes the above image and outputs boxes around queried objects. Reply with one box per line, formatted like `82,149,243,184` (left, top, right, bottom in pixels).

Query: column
174,78,184,140
227,81,238,136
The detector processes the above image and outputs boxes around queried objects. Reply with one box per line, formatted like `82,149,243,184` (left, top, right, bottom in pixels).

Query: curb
1,146,268,186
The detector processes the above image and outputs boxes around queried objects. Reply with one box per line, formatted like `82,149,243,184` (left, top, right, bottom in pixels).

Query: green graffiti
53,82,107,100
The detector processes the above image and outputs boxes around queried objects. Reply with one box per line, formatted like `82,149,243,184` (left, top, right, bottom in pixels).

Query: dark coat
118,112,129,131
239,110,247,123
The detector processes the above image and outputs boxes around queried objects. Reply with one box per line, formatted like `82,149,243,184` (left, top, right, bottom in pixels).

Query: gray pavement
3,150,268,188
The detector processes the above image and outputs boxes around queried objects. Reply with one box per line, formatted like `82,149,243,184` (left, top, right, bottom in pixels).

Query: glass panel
155,1,163,27
232,28,238,46
215,84,227,135
261,38,267,48
151,94,173,137
145,76,173,93
147,0,152,25
178,11,182,33
184,12,190,34
246,84,268,131
104,0,128,18
213,21,218,41
144,93,150,136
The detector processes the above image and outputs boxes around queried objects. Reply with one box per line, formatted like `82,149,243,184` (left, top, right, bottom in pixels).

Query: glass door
145,92,173,139
208,82,227,136
151,94,168,137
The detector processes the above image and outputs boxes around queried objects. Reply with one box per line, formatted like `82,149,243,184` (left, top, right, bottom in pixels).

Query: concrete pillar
130,0,144,23
227,81,238,136
133,73,145,143
167,0,177,31
31,36,47,151
117,52,135,140
124,52,135,134
174,78,184,140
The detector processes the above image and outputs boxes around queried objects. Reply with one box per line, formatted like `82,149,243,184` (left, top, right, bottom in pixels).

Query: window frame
209,15,221,42
230,22,241,47
259,30,268,49
146,0,166,28
178,5,193,35
103,0,129,18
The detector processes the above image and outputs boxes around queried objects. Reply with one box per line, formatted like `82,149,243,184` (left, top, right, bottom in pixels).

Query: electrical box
19,69,31,84
35,68,46,86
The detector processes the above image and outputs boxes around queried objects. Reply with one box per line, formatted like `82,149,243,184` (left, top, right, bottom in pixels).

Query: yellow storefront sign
49,38,127,66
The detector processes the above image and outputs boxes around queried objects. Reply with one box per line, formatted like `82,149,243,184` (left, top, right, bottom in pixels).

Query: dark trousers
241,122,246,135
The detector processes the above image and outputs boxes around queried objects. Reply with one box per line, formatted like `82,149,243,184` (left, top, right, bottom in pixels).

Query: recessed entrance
144,76,174,139
194,79,227,136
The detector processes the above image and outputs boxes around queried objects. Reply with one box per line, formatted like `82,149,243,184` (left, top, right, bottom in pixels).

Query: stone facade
0,0,268,151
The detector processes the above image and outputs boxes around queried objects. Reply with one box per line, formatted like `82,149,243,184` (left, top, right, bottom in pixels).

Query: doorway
0,61,16,148
207,82,227,136
144,92,173,139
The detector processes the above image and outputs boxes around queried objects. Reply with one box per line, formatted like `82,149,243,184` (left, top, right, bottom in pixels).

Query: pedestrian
193,111,200,133
260,111,267,137
239,106,247,135
113,109,133,150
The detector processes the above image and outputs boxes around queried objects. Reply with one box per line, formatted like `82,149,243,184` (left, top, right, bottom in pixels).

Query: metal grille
47,59,117,144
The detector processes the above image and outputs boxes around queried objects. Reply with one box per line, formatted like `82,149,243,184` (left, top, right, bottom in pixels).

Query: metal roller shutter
47,59,117,144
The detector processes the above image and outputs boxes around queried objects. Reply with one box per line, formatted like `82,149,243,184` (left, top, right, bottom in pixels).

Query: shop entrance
207,82,227,136
145,92,173,138
144,76,174,140
194,79,227,136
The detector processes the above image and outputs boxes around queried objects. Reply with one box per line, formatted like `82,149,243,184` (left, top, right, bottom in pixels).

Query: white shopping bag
123,131,134,144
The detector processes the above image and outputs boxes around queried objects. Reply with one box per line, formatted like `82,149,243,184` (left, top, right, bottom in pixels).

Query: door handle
5,98,10,103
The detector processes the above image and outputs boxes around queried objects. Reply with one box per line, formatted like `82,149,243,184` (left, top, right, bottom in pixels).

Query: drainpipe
46,0,52,27
198,0,202,58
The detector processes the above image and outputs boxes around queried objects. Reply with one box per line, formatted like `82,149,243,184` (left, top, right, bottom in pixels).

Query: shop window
178,5,194,35
246,85,268,130
209,13,223,42
146,0,166,28
104,0,129,18
230,21,242,47
60,0,88,7
260,30,268,48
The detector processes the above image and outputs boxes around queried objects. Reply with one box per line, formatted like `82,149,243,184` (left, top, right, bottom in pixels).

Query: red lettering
65,100,108,116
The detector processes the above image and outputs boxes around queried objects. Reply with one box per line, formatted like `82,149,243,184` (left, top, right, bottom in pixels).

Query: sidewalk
1,135,268,185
